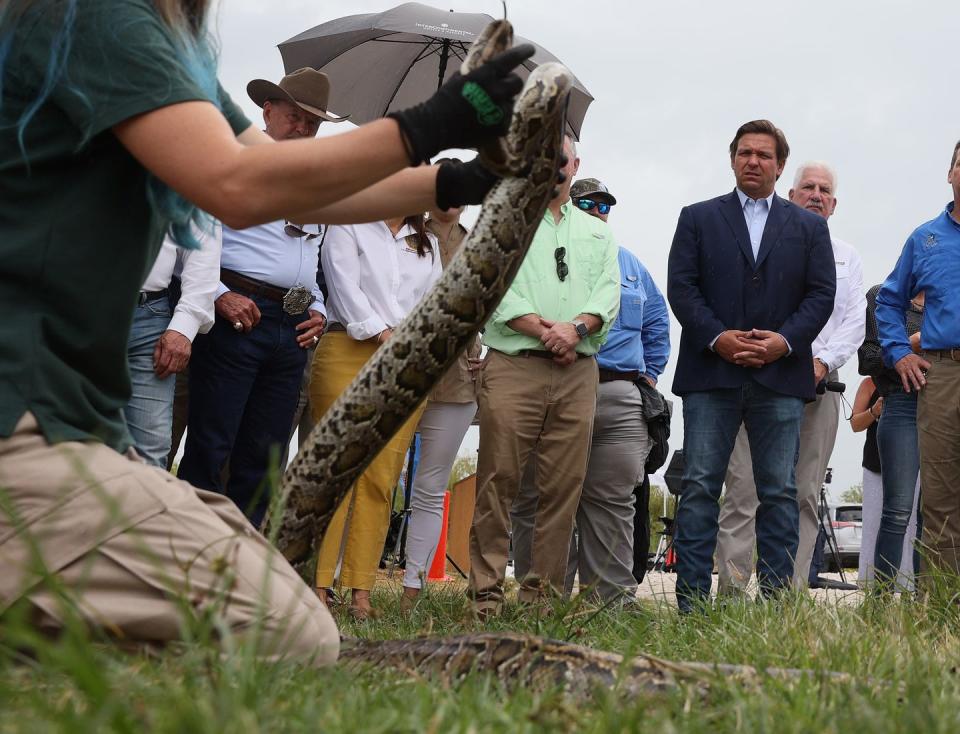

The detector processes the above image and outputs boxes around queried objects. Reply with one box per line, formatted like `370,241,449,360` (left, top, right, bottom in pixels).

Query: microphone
816,380,846,395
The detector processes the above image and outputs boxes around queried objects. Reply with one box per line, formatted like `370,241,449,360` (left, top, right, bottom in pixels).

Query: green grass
3,578,960,733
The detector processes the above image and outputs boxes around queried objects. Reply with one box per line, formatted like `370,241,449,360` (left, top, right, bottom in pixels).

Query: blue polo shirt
876,202,960,366
596,247,670,379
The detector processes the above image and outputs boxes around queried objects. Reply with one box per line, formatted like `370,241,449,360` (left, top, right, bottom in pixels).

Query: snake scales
339,632,861,697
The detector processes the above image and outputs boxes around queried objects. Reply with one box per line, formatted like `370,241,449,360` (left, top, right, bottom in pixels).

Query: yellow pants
310,332,423,590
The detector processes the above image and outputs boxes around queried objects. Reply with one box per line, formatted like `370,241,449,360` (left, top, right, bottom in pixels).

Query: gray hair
792,161,838,193
564,133,578,159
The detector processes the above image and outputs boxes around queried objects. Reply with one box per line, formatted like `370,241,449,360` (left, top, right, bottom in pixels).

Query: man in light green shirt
468,136,621,616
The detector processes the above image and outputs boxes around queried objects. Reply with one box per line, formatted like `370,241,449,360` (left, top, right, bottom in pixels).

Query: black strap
315,226,329,301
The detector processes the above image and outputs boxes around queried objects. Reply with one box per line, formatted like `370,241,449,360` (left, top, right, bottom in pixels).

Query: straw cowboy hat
247,68,350,123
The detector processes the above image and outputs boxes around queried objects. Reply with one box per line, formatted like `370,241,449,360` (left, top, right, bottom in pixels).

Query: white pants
403,401,477,588
858,467,920,588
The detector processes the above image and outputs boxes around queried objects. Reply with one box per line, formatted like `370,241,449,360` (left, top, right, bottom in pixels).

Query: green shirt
483,201,621,355
0,0,250,451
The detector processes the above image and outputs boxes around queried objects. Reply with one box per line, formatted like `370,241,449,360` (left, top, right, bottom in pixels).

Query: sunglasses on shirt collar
284,222,321,240
554,246,569,282
574,198,612,215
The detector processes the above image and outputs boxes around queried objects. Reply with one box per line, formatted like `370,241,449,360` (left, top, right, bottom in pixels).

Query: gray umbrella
278,2,593,140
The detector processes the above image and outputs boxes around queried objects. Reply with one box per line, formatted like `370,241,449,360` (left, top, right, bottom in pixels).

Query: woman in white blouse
311,214,440,620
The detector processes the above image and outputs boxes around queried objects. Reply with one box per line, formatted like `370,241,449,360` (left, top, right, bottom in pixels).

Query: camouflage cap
569,177,617,205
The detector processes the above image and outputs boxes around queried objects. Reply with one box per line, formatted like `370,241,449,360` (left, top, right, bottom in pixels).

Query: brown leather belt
325,322,346,333
516,349,588,360
220,268,288,304
924,348,960,362
598,368,640,383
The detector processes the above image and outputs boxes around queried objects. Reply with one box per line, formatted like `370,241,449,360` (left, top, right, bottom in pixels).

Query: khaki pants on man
918,354,960,574
716,382,840,591
0,414,338,665
468,350,597,612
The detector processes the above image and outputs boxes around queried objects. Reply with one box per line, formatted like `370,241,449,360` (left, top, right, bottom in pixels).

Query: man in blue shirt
875,139,960,576
178,70,346,526
511,177,671,603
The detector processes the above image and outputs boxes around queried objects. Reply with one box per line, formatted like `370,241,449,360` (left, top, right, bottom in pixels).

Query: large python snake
264,20,570,571
339,632,862,697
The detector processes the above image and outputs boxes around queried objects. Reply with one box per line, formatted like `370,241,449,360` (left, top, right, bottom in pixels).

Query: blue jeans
874,390,920,587
123,296,175,467
675,383,804,611
178,297,308,527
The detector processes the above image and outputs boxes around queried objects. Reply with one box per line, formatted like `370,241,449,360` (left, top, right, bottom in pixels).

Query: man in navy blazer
667,120,836,611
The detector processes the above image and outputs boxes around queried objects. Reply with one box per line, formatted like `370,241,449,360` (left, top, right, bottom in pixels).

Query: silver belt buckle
282,285,312,316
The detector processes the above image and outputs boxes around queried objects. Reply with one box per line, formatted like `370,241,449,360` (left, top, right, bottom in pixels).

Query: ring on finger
312,335,319,345
233,321,243,331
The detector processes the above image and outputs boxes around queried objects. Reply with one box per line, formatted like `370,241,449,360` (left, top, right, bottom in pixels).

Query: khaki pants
716,383,840,590
918,355,960,574
468,350,598,611
310,332,423,591
0,414,337,666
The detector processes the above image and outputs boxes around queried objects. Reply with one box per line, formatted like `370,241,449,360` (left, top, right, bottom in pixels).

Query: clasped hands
715,329,789,368
540,318,579,366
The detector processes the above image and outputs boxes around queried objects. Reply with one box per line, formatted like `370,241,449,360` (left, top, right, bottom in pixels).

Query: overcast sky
213,0,958,498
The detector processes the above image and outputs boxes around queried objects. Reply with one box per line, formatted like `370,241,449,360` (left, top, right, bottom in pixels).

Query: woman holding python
0,0,532,663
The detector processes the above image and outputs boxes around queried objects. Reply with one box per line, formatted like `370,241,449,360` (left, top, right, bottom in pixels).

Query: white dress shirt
141,227,221,342
217,220,325,315
323,222,442,341
811,237,866,371
736,188,775,260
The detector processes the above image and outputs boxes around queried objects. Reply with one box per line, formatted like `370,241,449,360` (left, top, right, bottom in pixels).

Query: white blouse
322,221,442,341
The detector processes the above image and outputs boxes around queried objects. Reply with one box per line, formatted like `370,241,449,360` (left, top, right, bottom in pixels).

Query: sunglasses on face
574,198,611,215
554,246,569,282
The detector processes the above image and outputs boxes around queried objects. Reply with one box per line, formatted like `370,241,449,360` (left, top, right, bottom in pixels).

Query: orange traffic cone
427,491,451,581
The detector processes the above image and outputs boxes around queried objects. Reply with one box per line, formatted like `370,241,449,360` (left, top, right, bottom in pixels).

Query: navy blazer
667,190,836,401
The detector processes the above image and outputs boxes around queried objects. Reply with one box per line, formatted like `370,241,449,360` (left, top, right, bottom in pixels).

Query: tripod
810,467,857,591
649,450,684,572
651,499,677,573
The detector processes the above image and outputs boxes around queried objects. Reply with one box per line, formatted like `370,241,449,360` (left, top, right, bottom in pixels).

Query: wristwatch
572,320,589,340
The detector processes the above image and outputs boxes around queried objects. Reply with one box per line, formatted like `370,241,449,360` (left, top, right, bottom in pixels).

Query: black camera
816,380,846,395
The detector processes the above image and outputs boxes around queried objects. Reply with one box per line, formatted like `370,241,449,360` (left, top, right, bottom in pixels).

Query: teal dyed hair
0,0,219,250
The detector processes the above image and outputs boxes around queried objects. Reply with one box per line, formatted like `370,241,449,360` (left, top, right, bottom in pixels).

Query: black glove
436,158,500,210
388,44,535,165
436,153,570,210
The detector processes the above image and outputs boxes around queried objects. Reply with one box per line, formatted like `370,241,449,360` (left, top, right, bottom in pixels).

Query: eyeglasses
574,198,611,216
554,247,569,282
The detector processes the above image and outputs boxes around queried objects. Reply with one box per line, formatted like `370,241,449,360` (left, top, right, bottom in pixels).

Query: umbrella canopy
278,2,593,140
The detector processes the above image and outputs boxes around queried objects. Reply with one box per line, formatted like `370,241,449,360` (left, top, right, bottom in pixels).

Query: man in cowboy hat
247,67,350,138
178,69,348,525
